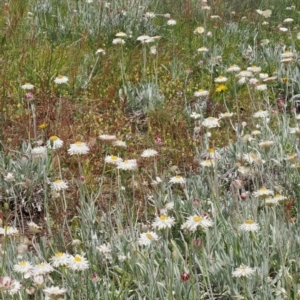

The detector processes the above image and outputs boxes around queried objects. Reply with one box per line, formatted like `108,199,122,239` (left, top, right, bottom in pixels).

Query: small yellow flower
39,123,47,129
216,85,228,92
282,77,288,83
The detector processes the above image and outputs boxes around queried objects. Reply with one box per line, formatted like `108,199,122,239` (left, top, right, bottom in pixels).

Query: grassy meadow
1,0,300,298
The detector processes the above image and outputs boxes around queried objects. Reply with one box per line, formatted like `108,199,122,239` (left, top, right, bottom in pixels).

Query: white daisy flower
194,26,205,34
283,18,293,23
145,12,156,18
33,262,54,276
258,140,274,149
112,38,125,45
253,187,274,198
226,65,241,72
54,75,68,84
152,215,175,230
255,84,267,91
273,194,287,202
50,252,70,267
200,159,215,167
247,65,261,73
214,76,228,83
31,146,47,158
46,136,63,150
137,34,150,42
202,117,220,128
6,280,21,295
105,155,123,165
141,149,158,158
149,46,157,55
99,134,117,142
4,172,14,182
219,112,234,119
232,265,256,278
239,219,260,232
138,231,159,246
44,286,67,299
67,254,89,271
237,70,253,77
95,48,106,55
169,175,186,184
253,110,269,118
21,83,34,90
181,215,214,232
265,197,279,207
115,32,127,37
68,141,89,155
112,140,127,148
117,159,137,170
190,112,201,119
13,261,33,279
27,221,42,233
51,179,68,192
197,46,209,52
167,19,176,25
0,226,19,236
194,89,209,97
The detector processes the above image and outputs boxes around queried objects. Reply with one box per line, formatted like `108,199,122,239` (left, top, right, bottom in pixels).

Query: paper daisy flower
0,226,19,236
46,136,63,150
247,65,261,73
219,112,234,119
226,65,241,72
243,152,265,164
202,117,220,128
50,252,70,267
138,231,159,246
141,149,158,158
265,197,279,207
105,154,123,165
181,215,214,232
239,219,260,232
273,194,287,202
237,70,253,77
169,175,186,184
68,141,89,155
31,146,47,158
152,215,175,230
117,159,137,170
193,26,205,34
200,159,215,167
214,76,228,83
194,89,209,97
27,221,42,233
112,38,125,45
68,254,89,271
197,46,209,52
115,31,127,37
258,140,274,149
255,84,267,91
21,83,34,90
190,112,201,119
167,19,176,25
44,286,67,299
232,265,255,278
13,261,33,278
33,262,54,276
4,172,14,182
96,243,112,260
253,187,274,198
112,140,127,148
51,179,68,192
95,48,106,55
54,75,68,84
137,34,150,42
99,134,117,142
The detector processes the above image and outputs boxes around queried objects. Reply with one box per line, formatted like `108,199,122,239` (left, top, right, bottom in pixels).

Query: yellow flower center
38,263,45,267
75,141,83,146
19,261,27,266
58,75,64,78
193,216,203,222
175,175,182,179
159,215,169,221
74,255,82,262
245,219,254,224
260,187,267,191
55,252,63,257
55,179,62,183
240,265,247,270
146,233,153,240
4,226,10,230
208,148,215,153
111,156,118,161
198,89,204,92
50,136,58,141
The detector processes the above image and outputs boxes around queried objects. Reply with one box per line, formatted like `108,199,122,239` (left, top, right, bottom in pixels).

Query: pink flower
25,92,34,100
